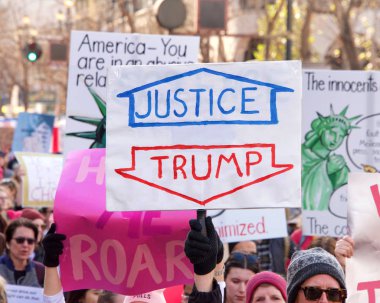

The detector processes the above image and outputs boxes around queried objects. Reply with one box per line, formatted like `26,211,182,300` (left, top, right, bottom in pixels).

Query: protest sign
64,30,199,153
54,148,194,295
302,70,380,237
346,173,380,303
6,285,43,303
209,209,287,243
12,112,54,153
15,152,63,207
106,61,302,211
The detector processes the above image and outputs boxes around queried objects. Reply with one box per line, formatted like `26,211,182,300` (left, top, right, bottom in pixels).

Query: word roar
115,144,293,206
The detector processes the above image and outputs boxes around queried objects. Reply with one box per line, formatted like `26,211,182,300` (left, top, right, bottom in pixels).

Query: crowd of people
0,149,357,303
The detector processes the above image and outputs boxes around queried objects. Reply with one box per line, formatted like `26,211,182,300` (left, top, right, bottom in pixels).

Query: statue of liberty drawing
302,105,361,211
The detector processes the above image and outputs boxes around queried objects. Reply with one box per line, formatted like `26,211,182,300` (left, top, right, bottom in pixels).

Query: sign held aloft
107,61,302,211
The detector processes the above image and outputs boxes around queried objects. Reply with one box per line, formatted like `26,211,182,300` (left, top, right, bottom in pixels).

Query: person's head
309,237,337,256
287,247,347,303
5,218,38,264
230,241,257,255
97,290,125,303
66,289,102,303
0,179,18,203
0,188,12,211
224,252,260,303
20,208,46,243
246,271,286,303
123,289,166,303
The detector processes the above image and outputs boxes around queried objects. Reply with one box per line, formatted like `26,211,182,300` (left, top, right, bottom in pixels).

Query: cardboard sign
12,112,54,153
64,30,199,153
54,148,194,295
302,70,380,237
209,209,287,243
106,61,302,211
346,173,380,303
6,285,43,303
15,152,63,207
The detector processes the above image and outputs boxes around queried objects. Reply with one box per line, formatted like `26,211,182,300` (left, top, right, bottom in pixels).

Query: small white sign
6,285,43,303
209,208,287,243
15,152,63,207
65,30,200,153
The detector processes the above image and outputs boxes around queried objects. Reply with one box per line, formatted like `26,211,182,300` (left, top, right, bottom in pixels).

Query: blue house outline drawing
116,67,294,128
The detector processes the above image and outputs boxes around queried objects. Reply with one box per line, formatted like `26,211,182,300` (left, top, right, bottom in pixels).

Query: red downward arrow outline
115,144,293,206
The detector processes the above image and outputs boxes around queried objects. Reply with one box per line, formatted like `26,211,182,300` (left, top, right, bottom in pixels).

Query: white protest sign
6,285,43,303
346,173,380,303
106,61,302,211
209,208,287,243
64,30,199,153
15,152,63,207
302,70,380,237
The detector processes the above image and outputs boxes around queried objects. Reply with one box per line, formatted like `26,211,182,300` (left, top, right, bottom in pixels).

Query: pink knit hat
246,271,287,303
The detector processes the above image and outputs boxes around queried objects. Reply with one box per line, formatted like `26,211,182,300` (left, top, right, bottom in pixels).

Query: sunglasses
300,287,347,302
13,237,36,245
227,252,260,268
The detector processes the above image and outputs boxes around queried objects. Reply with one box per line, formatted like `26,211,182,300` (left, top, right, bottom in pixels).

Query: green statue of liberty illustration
66,87,106,148
302,105,360,211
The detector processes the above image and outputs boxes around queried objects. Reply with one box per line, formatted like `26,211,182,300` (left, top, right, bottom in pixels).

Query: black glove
184,216,219,275
42,223,67,267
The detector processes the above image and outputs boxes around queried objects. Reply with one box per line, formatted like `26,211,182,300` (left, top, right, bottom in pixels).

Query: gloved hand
185,216,220,275
42,223,67,267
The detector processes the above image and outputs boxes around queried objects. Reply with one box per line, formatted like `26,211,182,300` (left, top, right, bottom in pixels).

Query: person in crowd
20,208,47,262
0,218,45,287
287,247,347,303
290,228,314,251
0,152,13,180
0,179,18,210
229,241,257,255
245,271,287,303
223,252,260,303
0,233,6,256
184,216,224,303
184,216,260,303
256,237,296,276
309,236,337,256
97,290,125,303
66,289,102,303
334,235,354,270
0,189,10,233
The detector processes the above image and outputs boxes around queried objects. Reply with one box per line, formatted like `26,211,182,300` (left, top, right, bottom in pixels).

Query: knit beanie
246,271,287,303
287,247,346,303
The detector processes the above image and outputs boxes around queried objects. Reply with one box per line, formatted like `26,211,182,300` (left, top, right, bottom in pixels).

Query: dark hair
0,179,18,194
224,251,260,279
5,218,38,243
98,290,118,303
309,236,337,256
67,289,102,303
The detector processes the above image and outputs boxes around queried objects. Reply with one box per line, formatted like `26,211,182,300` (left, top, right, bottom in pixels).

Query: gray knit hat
287,247,346,303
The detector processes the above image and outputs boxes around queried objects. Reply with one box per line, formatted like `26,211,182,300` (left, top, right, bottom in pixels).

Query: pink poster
54,148,195,295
